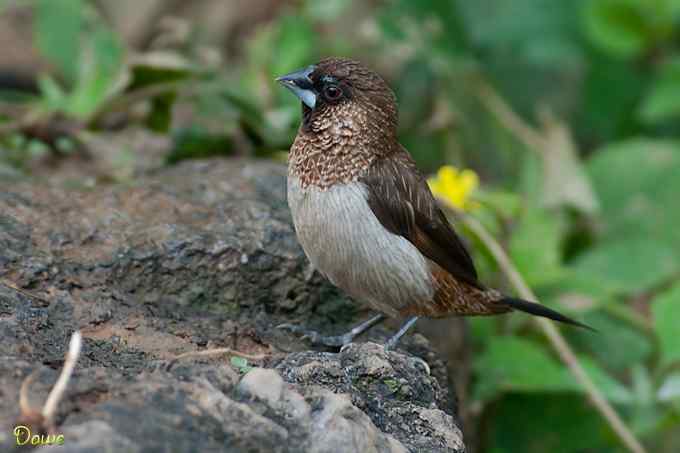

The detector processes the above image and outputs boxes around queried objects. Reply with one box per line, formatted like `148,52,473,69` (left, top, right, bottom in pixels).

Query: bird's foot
278,313,386,348
383,316,419,351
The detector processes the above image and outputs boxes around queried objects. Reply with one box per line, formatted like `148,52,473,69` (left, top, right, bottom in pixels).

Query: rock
276,343,464,452
41,421,140,453
237,367,408,453
0,158,465,452
237,368,286,407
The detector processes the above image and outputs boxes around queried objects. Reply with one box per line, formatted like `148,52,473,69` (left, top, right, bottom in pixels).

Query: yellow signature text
13,425,65,446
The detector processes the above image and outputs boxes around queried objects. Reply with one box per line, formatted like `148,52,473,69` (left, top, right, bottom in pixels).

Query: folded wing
360,147,482,290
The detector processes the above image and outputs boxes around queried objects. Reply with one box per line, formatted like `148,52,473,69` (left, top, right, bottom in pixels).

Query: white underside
287,176,434,317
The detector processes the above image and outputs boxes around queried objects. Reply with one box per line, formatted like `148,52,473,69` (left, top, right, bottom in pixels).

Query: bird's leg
384,316,419,351
278,313,386,348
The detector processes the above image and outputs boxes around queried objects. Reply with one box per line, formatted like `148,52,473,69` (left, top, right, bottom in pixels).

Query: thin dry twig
439,201,647,453
42,331,82,425
168,347,268,369
17,331,82,432
19,369,39,416
477,82,546,152
1,280,51,305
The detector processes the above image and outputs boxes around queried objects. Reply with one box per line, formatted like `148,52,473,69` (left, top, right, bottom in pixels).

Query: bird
276,57,590,350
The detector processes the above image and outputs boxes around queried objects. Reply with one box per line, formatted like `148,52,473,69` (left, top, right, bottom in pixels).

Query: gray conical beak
276,65,317,109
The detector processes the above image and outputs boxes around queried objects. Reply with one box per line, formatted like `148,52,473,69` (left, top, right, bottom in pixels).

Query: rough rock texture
275,343,464,452
0,158,465,452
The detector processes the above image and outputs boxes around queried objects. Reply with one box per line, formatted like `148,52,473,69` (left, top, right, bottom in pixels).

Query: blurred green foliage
1,0,679,451
35,0,125,119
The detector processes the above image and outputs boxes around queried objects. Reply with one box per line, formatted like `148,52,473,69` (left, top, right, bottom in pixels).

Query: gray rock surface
0,158,465,452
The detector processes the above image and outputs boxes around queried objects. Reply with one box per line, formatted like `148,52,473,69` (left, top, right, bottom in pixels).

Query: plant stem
605,303,653,334
477,82,545,152
442,202,647,453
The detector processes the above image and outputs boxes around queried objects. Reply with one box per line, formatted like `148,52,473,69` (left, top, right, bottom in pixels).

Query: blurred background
1,0,679,452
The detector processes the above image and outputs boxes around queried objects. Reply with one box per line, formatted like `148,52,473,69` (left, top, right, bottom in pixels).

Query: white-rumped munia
277,58,589,349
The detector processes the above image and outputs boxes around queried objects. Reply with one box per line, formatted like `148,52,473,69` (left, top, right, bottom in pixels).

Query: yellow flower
427,165,479,211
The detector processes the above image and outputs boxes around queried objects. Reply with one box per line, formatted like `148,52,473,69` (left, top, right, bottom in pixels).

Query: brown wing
361,147,482,290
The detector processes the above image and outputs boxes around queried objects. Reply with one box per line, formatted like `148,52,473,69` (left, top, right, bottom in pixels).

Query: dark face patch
300,70,353,128
296,57,399,142
312,74,352,106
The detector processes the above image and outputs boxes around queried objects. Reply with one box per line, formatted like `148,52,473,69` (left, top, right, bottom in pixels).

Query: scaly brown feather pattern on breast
289,58,398,189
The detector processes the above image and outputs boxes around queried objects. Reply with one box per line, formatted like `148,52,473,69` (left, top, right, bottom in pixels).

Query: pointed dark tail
500,297,595,331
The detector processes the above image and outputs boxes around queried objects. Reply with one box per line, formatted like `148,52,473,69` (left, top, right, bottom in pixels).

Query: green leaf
572,238,678,293
473,337,574,402
393,58,437,134
584,0,654,58
485,394,614,453
379,0,467,56
128,51,197,130
271,15,315,77
34,0,83,83
632,364,654,408
567,311,652,371
458,0,583,61
167,127,233,164
37,74,67,110
629,365,668,436
543,270,613,304
145,94,175,132
130,51,196,84
304,0,350,21
587,139,680,256
473,337,632,403
509,207,565,288
658,373,680,402
652,284,680,367
639,57,680,123
579,357,634,403
577,55,647,143
68,27,126,118
475,189,522,219
230,356,253,374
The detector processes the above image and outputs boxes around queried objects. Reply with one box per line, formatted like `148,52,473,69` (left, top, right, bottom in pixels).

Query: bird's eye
323,84,342,101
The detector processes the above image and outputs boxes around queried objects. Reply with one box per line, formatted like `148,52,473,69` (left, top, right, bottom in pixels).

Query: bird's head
276,58,398,142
